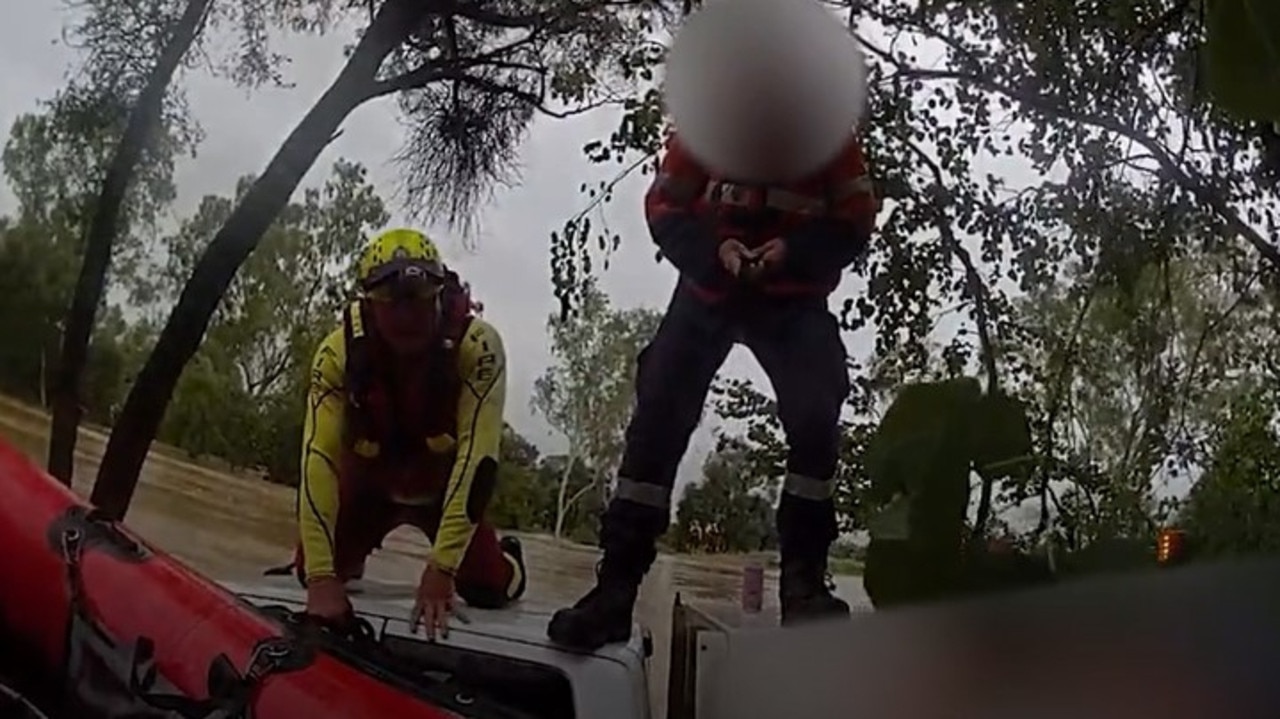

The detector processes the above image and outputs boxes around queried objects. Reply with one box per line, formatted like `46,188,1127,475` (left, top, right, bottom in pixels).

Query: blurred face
721,84,811,179
365,274,442,356
662,0,868,182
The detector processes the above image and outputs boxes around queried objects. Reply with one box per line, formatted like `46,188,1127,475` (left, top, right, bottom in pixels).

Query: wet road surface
0,398,870,716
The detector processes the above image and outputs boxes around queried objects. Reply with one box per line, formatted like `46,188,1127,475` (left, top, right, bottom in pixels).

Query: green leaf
971,391,1034,483
1204,0,1280,121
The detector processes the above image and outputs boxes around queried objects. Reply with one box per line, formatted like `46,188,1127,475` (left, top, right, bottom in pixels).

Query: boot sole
546,613,632,652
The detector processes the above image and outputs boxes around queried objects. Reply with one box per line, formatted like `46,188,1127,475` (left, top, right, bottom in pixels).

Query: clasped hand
718,237,786,280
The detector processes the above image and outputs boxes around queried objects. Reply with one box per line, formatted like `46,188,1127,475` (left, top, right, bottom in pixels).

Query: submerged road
0,398,870,716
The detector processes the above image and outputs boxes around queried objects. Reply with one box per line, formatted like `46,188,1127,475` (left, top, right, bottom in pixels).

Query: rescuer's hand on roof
410,562,456,641
304,575,353,624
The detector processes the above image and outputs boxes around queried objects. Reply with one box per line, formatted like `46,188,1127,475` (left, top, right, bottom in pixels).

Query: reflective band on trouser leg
782,472,835,501
614,477,671,512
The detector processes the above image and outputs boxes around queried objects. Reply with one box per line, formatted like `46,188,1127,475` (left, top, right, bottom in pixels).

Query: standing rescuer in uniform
546,130,879,651
294,228,527,639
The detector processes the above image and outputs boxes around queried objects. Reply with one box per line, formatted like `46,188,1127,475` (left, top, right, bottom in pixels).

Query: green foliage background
1,0,1279,594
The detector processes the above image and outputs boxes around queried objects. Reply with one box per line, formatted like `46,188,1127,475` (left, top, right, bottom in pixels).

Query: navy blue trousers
601,280,850,573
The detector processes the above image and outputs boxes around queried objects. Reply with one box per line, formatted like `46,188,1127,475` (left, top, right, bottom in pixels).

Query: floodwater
0,397,870,716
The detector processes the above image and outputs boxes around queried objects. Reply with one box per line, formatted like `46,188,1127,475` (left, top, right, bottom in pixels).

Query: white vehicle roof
224,576,653,719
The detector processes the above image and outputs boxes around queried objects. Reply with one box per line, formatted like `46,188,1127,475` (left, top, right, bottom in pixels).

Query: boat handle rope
54,525,315,719
60,527,88,619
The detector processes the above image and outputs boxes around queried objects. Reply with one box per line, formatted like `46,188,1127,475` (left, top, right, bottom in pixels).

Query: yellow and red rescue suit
644,131,877,302
295,298,521,607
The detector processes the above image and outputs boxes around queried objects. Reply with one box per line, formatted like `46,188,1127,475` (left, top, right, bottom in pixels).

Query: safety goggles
361,263,446,304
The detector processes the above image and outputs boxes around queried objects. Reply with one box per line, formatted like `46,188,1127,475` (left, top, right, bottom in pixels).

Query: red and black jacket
643,131,878,302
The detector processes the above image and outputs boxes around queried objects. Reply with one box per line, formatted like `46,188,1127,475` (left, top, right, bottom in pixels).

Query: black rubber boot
500,535,529,601
547,499,663,651
776,491,849,626
546,561,642,651
779,555,850,626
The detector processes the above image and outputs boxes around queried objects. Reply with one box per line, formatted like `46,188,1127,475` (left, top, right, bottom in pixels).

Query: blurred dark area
721,555,1280,719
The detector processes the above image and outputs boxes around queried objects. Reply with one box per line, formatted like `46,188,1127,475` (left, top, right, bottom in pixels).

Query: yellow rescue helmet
355,228,446,289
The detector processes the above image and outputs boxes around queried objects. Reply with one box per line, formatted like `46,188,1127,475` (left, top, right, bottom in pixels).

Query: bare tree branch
861,35,1280,271
444,0,573,29
365,61,466,100
366,33,547,100
901,136,1003,537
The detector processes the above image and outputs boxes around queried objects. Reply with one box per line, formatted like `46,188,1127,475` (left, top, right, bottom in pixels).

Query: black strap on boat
59,521,88,617
46,510,534,719
50,511,316,719
48,506,149,564
256,604,383,663
126,634,315,719
52,506,143,637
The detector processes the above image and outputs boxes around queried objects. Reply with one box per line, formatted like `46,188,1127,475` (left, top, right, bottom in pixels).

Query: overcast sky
0,0,892,497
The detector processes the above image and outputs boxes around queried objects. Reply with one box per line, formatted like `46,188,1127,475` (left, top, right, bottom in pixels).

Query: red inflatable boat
0,439,477,718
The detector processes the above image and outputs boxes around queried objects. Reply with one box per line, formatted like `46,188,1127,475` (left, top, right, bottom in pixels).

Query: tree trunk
47,0,213,486
90,0,424,520
563,473,601,530
554,452,578,540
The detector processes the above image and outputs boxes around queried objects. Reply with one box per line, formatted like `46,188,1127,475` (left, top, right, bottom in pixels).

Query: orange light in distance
1156,528,1185,565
